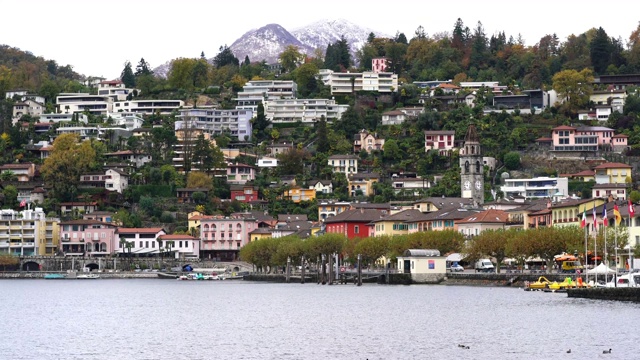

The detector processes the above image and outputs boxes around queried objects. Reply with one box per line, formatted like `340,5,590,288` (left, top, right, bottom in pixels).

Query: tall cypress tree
590,27,611,74
120,61,136,88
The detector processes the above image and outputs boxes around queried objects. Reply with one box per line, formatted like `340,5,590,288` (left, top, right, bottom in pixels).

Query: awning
446,253,464,262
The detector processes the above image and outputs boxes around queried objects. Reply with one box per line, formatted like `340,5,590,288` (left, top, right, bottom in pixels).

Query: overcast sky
1,0,638,79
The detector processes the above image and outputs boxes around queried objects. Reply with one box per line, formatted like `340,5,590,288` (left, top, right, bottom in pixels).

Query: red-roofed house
456,209,508,237
562,170,595,182
0,163,36,181
230,184,259,203
551,125,624,153
594,162,632,184
158,234,200,258
116,227,166,257
324,208,385,238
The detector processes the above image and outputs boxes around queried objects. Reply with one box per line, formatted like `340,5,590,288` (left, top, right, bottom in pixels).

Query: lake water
0,279,637,359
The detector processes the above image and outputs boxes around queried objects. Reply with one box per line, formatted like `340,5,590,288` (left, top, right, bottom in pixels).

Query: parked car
450,263,465,272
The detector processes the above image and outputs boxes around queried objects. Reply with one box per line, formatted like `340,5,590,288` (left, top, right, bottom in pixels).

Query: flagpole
614,209,618,288
584,224,588,286
630,202,633,273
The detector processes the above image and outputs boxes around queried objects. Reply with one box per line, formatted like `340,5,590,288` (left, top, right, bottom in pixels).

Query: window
145,241,149,248
139,241,143,248
354,226,359,234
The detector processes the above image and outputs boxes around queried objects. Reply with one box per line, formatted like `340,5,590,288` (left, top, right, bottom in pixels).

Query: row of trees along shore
240,226,627,274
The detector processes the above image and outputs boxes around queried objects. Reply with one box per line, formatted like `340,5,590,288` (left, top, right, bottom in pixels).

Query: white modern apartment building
176,108,253,140
56,93,112,115
38,113,88,124
56,125,131,142
320,70,398,94
235,80,297,112
263,98,349,124
0,208,60,256
501,177,569,199
113,99,184,115
107,112,144,130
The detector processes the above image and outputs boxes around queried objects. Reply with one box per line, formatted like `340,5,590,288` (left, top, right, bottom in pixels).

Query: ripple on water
0,280,638,360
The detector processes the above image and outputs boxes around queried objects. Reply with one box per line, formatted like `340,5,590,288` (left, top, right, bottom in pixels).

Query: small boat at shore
44,273,66,279
77,274,100,279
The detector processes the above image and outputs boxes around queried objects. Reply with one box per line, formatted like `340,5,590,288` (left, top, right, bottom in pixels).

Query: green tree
503,151,521,170
120,61,136,88
2,184,17,208
252,102,271,141
589,27,611,74
213,45,239,68
315,116,329,154
134,58,153,77
40,134,96,200
552,68,594,111
294,62,319,97
279,45,304,73
186,171,213,190
168,58,198,91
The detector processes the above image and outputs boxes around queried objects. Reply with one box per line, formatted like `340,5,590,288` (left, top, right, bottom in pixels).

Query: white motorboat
77,274,100,279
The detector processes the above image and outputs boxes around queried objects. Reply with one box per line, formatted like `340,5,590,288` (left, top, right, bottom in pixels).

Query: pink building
424,130,456,154
226,163,256,184
372,58,388,73
551,125,627,152
200,213,258,261
60,220,117,256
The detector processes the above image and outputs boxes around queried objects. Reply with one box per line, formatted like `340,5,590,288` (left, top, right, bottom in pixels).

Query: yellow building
551,198,605,229
283,187,316,203
594,162,632,184
187,211,211,237
0,208,59,256
248,228,272,242
348,173,380,197
372,209,423,237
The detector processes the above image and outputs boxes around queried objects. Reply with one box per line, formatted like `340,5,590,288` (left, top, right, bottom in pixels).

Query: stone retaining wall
567,288,640,302
0,271,159,279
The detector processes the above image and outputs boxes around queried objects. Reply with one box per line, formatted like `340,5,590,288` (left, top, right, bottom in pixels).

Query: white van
475,259,495,272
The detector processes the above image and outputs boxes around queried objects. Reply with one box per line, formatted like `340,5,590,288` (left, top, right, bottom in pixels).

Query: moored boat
76,274,100,279
44,273,66,279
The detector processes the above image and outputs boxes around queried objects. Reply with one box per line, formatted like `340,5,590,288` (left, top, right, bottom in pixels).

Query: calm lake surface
0,279,637,359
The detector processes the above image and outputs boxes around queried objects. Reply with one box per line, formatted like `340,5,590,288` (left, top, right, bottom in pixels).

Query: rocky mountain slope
153,19,387,76
229,24,313,64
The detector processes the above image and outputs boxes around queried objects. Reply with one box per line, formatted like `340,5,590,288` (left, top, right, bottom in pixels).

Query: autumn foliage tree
40,134,96,201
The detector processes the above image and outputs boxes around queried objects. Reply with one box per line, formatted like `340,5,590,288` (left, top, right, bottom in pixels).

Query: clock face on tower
475,180,482,190
464,181,471,190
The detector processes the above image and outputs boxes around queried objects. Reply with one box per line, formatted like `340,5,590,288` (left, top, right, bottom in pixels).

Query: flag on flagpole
580,209,586,228
19,199,26,207
614,204,622,225
592,204,598,230
602,205,608,227
629,200,636,217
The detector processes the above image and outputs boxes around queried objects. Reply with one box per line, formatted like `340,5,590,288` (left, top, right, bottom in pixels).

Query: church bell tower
459,124,484,206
